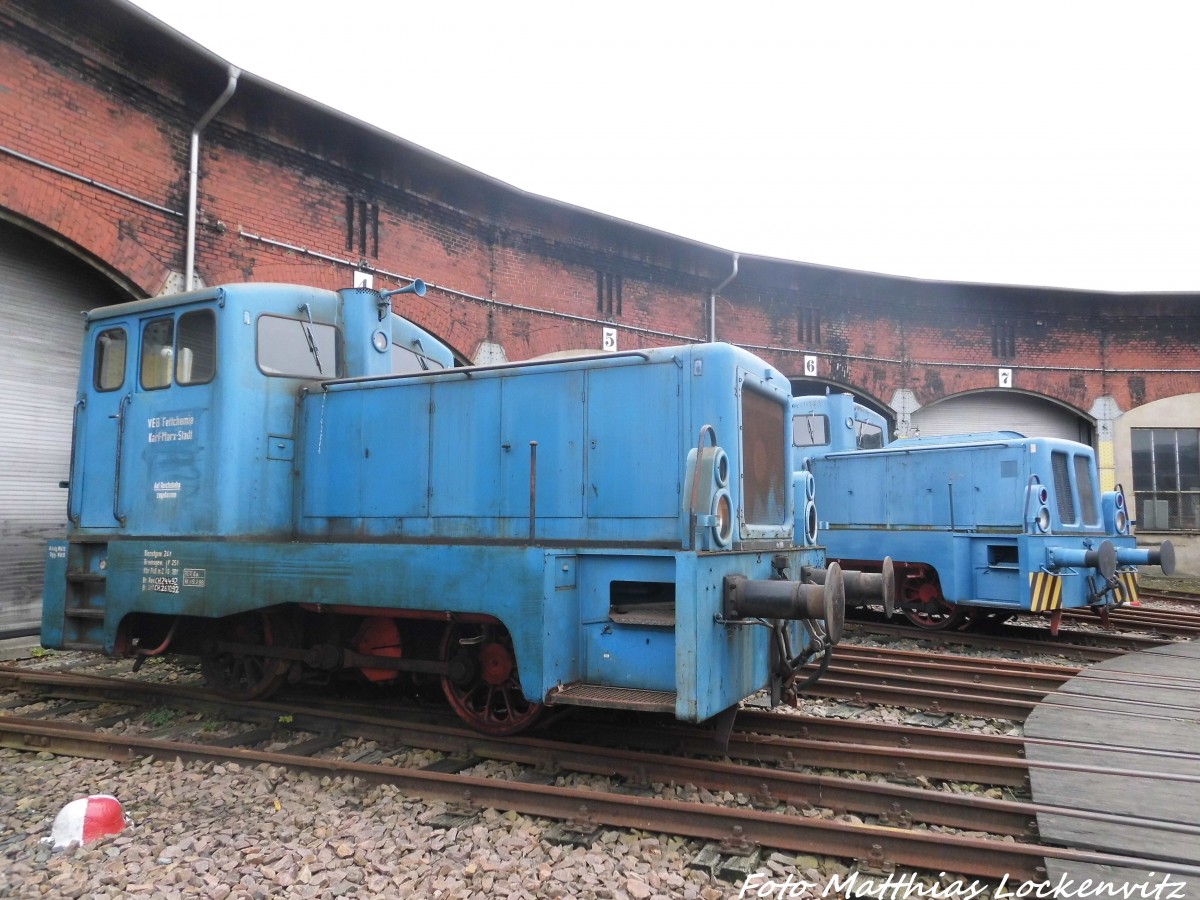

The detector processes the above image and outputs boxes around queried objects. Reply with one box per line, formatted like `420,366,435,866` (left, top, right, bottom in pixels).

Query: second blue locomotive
793,393,1174,631
42,281,859,734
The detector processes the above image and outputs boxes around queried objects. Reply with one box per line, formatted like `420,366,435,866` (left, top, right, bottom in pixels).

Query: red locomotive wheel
201,610,296,701
899,577,966,631
440,622,543,735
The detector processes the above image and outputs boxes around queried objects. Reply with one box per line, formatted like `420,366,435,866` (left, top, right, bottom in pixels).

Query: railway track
4,658,1200,883
845,582,1200,653
798,644,1070,719
846,615,1179,659
1062,602,1200,637
1140,588,1200,607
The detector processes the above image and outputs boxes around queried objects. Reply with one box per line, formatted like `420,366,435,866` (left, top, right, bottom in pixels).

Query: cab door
75,322,132,528
123,310,218,535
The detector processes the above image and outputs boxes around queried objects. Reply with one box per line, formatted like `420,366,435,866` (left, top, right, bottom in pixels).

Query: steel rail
829,645,1083,678
7,716,1200,882
1062,607,1200,637
800,673,1043,720
1,668,1039,787
3,657,1047,729
825,653,1075,692
0,666,1137,789
844,620,1165,658
1140,590,1200,606
0,709,1030,837
10,668,1200,824
734,711,1200,768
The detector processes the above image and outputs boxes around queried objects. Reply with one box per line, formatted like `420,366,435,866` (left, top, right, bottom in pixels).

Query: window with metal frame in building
1131,428,1200,531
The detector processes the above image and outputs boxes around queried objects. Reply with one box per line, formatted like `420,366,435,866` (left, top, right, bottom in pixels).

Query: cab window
792,414,830,448
257,314,340,378
140,317,174,390
392,343,447,374
855,419,884,449
93,328,127,392
176,310,216,385
138,311,216,389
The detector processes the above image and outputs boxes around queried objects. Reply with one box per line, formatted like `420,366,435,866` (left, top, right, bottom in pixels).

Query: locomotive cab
45,283,451,649
63,282,450,539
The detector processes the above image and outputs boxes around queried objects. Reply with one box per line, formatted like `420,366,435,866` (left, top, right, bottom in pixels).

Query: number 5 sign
602,327,617,352
803,355,818,377
998,368,1012,388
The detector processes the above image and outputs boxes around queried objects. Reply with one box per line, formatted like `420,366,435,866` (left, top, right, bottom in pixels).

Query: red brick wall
3,1,1197,417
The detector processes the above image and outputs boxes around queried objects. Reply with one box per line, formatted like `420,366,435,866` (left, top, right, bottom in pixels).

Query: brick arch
917,386,1091,421
1122,391,1200,422
0,173,175,298
912,387,1093,443
789,379,895,424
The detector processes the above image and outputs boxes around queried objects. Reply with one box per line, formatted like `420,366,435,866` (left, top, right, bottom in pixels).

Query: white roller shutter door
0,221,128,634
912,391,1091,443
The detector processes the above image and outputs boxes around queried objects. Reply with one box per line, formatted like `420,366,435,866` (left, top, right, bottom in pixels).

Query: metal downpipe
708,253,739,342
186,67,240,291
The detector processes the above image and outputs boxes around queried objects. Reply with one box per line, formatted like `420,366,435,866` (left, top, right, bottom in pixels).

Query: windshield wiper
298,303,323,375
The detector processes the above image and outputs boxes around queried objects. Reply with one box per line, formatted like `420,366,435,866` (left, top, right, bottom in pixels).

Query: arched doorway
0,218,131,634
912,390,1093,443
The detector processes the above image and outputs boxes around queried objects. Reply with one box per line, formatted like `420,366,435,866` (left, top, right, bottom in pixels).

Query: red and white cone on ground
46,795,129,849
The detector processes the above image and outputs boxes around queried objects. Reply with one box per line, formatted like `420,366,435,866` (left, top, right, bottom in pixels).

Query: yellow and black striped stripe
1117,569,1139,605
1029,571,1063,613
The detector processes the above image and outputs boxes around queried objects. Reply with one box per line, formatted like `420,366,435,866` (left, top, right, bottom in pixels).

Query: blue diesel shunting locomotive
792,393,1174,632
42,282,862,734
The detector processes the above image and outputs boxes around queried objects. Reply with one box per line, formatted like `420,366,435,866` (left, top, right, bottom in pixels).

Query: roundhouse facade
1,0,1197,630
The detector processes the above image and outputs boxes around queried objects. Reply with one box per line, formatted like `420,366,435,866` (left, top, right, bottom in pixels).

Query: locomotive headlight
686,440,733,549
1025,481,1053,533
371,330,389,353
712,490,733,547
711,448,730,488
803,499,819,545
1102,487,1131,535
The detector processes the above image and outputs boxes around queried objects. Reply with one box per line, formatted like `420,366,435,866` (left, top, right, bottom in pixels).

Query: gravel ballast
0,624,1119,899
0,747,860,900
0,753,748,900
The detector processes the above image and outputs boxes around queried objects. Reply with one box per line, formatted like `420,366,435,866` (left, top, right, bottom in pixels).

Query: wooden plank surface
1054,677,1200,710
1029,641,1200,885
1042,859,1195,900
1074,649,1200,677
1024,740,1200,777
1131,641,1200,660
1028,700,1200,747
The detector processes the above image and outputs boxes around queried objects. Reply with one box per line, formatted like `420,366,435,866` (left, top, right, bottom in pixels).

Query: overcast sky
128,1,1200,293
